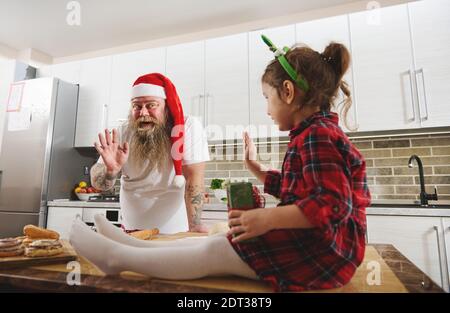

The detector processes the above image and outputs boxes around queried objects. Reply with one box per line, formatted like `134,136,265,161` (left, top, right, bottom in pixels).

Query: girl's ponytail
321,42,350,84
321,43,354,131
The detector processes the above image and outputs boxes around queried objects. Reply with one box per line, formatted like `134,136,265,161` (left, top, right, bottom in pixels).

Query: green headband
261,34,309,92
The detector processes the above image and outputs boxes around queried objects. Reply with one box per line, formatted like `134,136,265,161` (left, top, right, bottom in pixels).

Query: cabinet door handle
405,70,416,122
415,68,429,122
433,225,445,288
443,226,450,291
198,94,205,127
103,104,109,129
205,93,210,127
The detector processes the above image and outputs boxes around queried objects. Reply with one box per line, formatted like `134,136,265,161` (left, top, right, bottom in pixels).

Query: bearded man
90,73,210,233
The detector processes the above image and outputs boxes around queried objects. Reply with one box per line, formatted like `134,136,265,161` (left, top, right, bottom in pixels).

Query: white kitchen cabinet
205,33,249,141
408,0,450,128
51,61,81,84
349,4,419,132
46,206,82,239
36,65,53,78
367,215,449,291
296,15,357,133
108,47,166,129
46,206,121,239
248,25,294,139
442,218,450,292
74,56,112,147
166,41,205,122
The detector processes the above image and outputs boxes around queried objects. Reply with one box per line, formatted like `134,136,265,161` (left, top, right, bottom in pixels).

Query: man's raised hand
94,129,129,176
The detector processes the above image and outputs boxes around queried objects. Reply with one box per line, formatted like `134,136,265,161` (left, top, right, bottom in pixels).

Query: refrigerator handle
0,170,2,190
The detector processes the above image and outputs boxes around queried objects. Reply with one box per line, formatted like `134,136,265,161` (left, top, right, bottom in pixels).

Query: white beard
127,114,172,172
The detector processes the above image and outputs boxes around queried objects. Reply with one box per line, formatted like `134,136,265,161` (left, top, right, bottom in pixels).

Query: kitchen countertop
47,200,120,208
367,199,450,217
0,233,444,293
372,199,450,205
367,207,450,217
370,199,450,207
205,202,450,217
47,200,450,217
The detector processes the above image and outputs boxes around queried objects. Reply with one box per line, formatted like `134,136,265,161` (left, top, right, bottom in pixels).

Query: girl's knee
204,235,230,252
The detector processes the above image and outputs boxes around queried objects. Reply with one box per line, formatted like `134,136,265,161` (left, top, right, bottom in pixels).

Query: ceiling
0,0,358,58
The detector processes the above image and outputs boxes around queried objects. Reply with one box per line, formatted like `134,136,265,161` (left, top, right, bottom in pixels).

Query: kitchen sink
369,199,450,209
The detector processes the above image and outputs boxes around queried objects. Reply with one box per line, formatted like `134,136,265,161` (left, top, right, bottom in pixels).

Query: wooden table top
0,233,444,293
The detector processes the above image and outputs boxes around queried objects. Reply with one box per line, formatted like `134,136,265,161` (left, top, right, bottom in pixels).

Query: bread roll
23,225,60,240
129,228,159,240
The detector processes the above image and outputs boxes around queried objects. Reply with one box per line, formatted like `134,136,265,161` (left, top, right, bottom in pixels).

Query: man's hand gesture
94,129,129,176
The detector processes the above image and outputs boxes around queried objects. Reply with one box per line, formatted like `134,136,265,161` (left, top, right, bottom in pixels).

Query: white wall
0,56,15,154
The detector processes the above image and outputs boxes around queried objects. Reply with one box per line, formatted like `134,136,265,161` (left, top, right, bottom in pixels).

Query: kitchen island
0,232,444,293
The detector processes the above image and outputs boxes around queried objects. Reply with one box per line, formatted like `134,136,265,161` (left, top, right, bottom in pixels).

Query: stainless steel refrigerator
0,77,81,237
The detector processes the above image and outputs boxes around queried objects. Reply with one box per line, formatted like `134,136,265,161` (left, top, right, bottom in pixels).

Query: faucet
408,155,438,206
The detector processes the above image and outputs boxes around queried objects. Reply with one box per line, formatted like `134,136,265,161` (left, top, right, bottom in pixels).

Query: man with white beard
90,73,210,233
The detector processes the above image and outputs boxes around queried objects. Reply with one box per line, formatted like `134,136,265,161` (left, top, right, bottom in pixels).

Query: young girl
69,38,371,292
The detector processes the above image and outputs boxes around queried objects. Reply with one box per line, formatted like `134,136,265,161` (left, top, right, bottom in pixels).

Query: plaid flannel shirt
228,111,371,292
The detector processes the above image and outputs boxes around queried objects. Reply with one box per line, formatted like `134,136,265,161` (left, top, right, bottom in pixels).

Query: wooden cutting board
31,234,408,292
0,240,77,269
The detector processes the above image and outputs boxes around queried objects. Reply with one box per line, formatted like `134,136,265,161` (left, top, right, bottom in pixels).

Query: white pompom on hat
131,73,185,188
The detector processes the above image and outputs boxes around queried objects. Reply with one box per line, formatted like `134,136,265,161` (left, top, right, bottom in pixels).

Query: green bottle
227,182,258,243
226,182,254,210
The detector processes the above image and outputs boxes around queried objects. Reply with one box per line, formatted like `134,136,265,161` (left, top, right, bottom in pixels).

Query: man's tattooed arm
185,183,205,230
90,163,118,191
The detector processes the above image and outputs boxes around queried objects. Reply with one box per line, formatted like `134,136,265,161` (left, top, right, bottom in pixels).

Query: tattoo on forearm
191,193,202,205
90,163,117,191
185,184,204,227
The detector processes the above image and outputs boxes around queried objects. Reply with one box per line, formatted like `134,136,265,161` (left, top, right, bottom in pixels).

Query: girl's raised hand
243,131,257,161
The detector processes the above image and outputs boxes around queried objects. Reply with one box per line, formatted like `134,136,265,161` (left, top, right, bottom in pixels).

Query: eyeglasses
131,102,159,111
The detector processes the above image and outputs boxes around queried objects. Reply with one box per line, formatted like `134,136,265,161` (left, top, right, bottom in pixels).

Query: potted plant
210,178,230,203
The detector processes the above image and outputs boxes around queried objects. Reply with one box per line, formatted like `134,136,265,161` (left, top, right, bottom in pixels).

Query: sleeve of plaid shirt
295,126,353,229
264,169,282,198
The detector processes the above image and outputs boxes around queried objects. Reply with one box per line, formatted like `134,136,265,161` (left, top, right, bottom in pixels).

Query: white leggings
69,216,258,280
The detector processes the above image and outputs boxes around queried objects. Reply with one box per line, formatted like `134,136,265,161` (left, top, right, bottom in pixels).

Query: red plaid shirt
228,111,371,292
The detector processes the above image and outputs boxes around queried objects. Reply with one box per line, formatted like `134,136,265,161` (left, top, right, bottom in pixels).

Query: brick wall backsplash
112,132,450,206
204,133,450,205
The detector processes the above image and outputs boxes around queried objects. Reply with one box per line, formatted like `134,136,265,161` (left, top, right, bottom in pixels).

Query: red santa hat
131,73,185,188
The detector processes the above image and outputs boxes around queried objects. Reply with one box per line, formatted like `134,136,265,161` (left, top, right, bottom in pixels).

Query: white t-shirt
96,115,210,233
